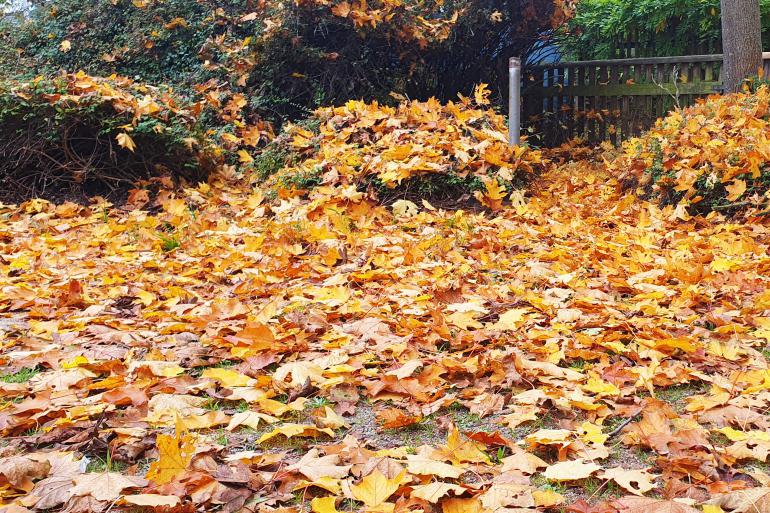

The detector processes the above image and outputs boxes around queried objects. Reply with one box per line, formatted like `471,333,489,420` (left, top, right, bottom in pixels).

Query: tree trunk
721,0,763,92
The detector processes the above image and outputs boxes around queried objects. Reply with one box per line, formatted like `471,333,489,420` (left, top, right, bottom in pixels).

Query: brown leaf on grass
286,448,352,481
19,452,82,509
121,494,182,507
410,482,466,503
543,459,601,481
598,467,657,496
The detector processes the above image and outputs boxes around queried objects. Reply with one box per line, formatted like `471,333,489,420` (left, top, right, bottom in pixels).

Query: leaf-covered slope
610,85,770,216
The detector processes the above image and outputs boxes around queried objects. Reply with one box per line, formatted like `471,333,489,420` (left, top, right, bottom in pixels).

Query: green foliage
253,145,290,181
560,0,770,60
277,167,323,191
0,367,40,383
9,0,226,84
158,232,182,252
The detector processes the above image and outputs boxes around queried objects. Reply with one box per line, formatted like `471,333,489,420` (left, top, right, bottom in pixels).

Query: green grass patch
0,367,40,383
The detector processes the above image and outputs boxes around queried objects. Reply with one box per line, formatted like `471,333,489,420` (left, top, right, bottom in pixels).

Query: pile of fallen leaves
2,143,770,513
610,85,770,216
268,85,547,209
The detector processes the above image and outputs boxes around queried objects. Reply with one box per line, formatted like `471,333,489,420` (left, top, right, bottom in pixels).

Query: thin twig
607,415,636,438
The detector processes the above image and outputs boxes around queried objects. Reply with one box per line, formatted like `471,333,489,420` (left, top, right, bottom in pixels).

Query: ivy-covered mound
609,85,770,217
261,85,548,209
4,0,573,124
0,72,272,204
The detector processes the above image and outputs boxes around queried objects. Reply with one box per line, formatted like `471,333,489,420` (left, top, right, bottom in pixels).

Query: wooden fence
522,52,770,146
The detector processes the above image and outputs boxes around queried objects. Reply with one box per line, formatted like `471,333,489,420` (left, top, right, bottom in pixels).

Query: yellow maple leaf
59,39,72,53
442,497,484,513
201,367,254,387
257,423,335,444
474,177,506,211
311,497,339,513
350,469,406,508
146,432,195,485
116,132,136,152
473,83,491,105
238,149,254,164
491,308,529,331
725,178,747,201
533,489,565,507
437,424,490,464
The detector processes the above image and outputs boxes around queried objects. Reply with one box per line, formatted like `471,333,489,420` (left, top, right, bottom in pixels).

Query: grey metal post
509,57,521,146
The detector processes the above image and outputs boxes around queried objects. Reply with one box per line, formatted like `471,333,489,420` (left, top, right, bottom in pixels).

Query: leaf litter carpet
1,162,770,513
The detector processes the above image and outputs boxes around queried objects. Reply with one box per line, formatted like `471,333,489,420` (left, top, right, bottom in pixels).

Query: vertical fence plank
578,65,586,142
600,65,609,142
586,65,599,141
565,65,573,141
609,63,619,144
620,64,629,141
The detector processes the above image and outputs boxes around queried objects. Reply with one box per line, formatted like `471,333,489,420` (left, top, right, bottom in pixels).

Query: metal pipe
509,57,521,146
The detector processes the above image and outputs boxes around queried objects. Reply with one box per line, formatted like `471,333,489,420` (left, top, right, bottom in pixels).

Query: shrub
0,73,212,202
4,0,573,125
611,85,770,216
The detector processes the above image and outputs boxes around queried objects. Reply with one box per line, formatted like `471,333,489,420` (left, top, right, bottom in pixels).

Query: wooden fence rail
522,52,770,146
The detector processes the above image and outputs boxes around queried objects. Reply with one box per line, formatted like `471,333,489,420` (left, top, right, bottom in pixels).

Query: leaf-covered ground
2,113,770,512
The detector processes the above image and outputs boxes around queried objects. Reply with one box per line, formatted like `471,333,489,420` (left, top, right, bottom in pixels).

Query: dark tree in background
721,0,763,91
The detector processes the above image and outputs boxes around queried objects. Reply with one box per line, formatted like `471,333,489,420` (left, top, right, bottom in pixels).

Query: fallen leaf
350,469,407,508
146,432,196,485
69,473,148,502
543,459,601,481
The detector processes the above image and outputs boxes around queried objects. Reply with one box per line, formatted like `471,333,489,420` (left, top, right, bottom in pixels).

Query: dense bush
559,0,770,60
0,73,214,202
611,85,770,216
3,0,572,124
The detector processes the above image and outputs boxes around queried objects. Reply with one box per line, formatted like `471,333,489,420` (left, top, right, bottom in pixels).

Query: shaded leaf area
2,142,770,512
0,73,271,204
